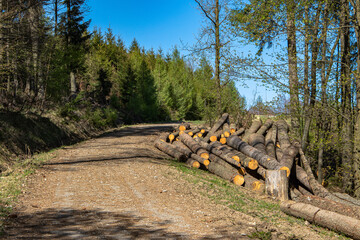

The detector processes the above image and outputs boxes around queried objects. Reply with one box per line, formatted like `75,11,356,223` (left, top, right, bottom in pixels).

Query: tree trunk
286,0,300,137
265,170,289,201
208,154,244,186
280,201,360,239
297,195,360,220
242,119,262,142
154,139,187,162
179,133,209,159
256,119,273,136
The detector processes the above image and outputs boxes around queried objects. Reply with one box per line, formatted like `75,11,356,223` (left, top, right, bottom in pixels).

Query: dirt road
3,124,344,239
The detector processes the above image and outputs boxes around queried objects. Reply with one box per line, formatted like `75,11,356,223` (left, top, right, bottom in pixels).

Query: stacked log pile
154,113,360,239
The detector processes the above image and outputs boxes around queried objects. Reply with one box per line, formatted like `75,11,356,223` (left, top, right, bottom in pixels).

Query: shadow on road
3,208,250,239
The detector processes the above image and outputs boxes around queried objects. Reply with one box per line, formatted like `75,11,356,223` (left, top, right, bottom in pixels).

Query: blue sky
86,0,278,106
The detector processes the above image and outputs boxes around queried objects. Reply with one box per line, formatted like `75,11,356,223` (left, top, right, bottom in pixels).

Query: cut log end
201,129,206,133
197,133,203,137
224,132,231,138
233,175,245,186
252,181,265,191
169,134,175,142
200,152,209,160
210,136,218,142
280,166,290,177
204,159,210,166
220,137,227,144
193,161,200,168
238,167,246,175
232,155,240,162
188,132,194,136
179,131,185,136
248,159,259,170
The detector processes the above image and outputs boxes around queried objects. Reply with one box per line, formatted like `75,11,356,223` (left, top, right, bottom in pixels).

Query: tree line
0,0,245,123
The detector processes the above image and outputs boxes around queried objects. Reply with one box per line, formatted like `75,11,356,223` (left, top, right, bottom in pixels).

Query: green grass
170,160,350,240
0,150,57,232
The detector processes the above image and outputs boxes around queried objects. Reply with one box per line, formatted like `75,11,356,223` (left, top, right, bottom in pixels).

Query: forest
1,0,360,199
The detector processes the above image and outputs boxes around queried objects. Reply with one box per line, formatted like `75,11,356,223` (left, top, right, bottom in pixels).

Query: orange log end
220,137,227,144
233,175,245,186
179,131,185,135
179,125,186,131
169,134,175,142
193,161,200,168
232,155,240,162
230,129,236,134
188,132,194,136
200,152,209,160
210,136,218,142
276,143,281,148
280,166,290,177
201,129,206,133
224,131,230,138
203,159,210,166
248,159,259,170
252,181,264,191
197,133,203,138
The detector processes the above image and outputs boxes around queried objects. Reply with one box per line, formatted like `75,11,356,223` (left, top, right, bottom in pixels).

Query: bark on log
279,145,299,177
205,141,258,169
179,122,191,131
242,119,262,142
179,133,209,159
275,142,283,161
223,123,231,137
265,170,289,201
298,195,360,220
186,158,200,168
232,127,245,136
256,119,273,136
265,129,276,159
154,139,187,162
199,141,241,167
333,192,360,207
208,155,244,186
280,201,360,239
276,120,291,150
187,128,200,137
159,132,170,142
203,113,229,142
191,153,210,167
230,123,237,134
173,141,192,157
244,174,265,193
249,133,266,153
228,136,312,190
209,154,244,175
227,135,283,170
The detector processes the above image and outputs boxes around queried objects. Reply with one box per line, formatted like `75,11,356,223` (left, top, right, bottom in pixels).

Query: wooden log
298,195,360,220
279,145,298,177
265,170,289,201
228,135,284,170
208,155,245,186
187,128,200,137
154,139,187,162
242,119,262,142
173,141,192,157
276,120,291,150
179,122,191,131
244,174,265,193
230,123,237,134
248,133,266,153
228,135,312,190
203,113,229,142
191,153,210,167
275,142,283,161
159,132,170,142
209,154,244,175
265,128,276,158
207,129,223,142
168,131,181,142
185,158,200,168
223,123,231,137
256,119,273,136
199,141,241,167
280,201,360,239
333,192,360,207
179,133,209,160
232,127,245,136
